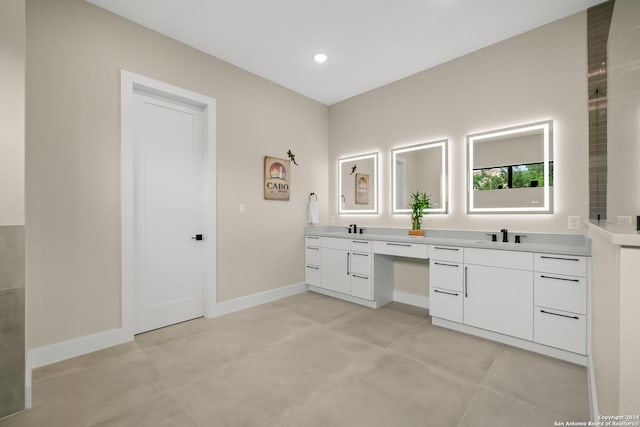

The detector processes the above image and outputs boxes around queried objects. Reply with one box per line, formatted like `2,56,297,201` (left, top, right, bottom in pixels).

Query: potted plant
408,191,430,236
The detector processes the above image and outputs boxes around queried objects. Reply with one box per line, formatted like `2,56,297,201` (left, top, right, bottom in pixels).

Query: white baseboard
207,282,307,318
393,291,429,309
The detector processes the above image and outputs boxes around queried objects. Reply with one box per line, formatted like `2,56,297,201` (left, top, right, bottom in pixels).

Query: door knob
191,234,203,241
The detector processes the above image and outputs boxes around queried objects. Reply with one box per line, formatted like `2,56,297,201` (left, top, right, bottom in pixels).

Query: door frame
120,70,217,338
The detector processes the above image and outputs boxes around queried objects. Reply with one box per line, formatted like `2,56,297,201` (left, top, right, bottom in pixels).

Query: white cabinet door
320,248,350,295
463,264,534,340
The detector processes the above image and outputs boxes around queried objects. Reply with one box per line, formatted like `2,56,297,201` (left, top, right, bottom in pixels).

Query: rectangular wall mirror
338,152,378,214
467,120,554,213
392,140,448,214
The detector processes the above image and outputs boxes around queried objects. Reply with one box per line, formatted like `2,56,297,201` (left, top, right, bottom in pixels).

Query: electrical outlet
424,216,435,227
617,216,632,225
239,203,246,215
330,216,336,224
568,216,581,230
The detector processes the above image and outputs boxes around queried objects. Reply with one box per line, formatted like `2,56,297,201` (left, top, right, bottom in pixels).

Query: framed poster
264,156,290,201
355,173,369,204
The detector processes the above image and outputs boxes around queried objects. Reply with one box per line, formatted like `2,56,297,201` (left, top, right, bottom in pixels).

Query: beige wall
607,0,640,220
328,12,588,234
26,0,328,349
0,0,25,226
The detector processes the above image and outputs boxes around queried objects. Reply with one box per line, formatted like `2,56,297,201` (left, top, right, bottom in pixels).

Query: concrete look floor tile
174,327,384,427
145,308,317,389
30,353,168,426
482,346,589,420
269,352,478,427
93,394,198,427
279,291,364,323
458,387,563,427
388,321,502,384
329,305,425,347
33,342,142,384
382,301,429,318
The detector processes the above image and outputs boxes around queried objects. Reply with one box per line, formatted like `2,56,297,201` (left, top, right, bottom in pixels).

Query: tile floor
0,291,590,426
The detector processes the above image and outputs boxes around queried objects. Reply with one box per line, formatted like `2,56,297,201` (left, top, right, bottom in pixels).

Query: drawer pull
306,265,319,270
352,240,369,244
434,246,459,251
306,236,320,239
434,262,459,268
464,266,468,298
351,252,369,257
352,274,368,280
306,246,319,251
540,275,579,283
386,242,411,247
434,289,459,296
540,309,579,320
540,255,579,262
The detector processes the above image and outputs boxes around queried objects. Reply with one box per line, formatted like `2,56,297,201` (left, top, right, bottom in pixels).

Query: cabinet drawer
534,253,587,277
350,252,371,275
350,274,373,300
429,287,463,323
305,246,321,266
322,237,351,250
534,307,586,354
373,241,428,259
350,239,372,252
305,265,321,286
305,236,321,246
464,248,533,270
534,273,586,314
429,245,464,262
430,261,463,292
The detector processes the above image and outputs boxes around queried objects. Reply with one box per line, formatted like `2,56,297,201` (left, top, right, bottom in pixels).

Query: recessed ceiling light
313,53,328,63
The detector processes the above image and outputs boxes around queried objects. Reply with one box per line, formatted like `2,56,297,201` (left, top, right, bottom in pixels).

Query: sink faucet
500,229,508,243
349,224,358,234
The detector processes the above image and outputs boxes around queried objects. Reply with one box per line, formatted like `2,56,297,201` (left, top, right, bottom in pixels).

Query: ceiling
86,0,605,105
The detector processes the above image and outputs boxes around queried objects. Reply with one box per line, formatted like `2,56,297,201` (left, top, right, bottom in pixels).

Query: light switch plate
239,203,246,214
568,216,581,230
330,216,336,224
617,216,632,225
424,216,435,227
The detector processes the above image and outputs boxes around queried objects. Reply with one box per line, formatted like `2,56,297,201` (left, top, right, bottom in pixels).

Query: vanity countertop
305,226,591,257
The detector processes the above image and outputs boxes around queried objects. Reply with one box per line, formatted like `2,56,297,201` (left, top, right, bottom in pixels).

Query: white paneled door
132,91,205,334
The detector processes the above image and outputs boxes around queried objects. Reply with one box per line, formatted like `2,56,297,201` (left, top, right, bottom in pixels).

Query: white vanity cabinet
533,253,587,354
307,237,374,303
462,248,534,341
428,245,464,323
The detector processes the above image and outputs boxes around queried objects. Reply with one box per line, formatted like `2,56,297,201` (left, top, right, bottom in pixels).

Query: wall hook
287,150,299,166
309,192,318,201
350,164,357,175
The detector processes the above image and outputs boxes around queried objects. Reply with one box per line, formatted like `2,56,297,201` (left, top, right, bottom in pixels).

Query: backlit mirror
338,152,378,214
392,140,448,214
467,120,554,213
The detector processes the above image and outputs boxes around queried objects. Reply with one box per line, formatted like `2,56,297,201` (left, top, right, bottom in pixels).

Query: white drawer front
430,261,463,292
350,252,371,275
322,237,351,250
534,273,586,314
305,265,321,286
429,287,463,323
373,241,428,259
464,248,533,270
534,253,587,277
305,236,321,246
305,246,321,266
350,274,373,300
350,239,372,252
429,245,464,262
534,307,586,354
